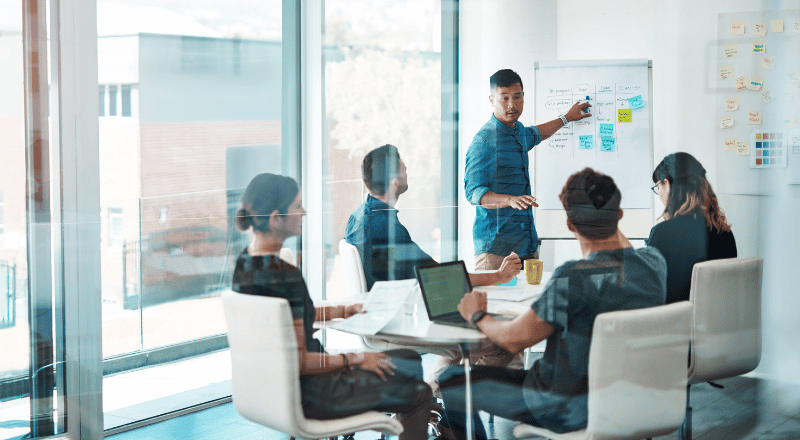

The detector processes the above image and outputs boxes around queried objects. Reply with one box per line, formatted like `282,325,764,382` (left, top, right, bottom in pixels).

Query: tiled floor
108,375,800,440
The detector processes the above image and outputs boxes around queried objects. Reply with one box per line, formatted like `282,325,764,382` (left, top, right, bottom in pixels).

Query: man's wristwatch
558,114,569,126
470,310,488,326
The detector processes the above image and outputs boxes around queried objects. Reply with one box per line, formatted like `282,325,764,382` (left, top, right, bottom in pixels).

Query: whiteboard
533,59,654,239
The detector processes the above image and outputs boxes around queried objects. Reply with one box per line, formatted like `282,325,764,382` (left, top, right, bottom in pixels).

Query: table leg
459,343,473,440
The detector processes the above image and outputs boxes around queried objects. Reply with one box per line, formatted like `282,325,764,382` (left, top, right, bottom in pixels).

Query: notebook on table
414,260,512,329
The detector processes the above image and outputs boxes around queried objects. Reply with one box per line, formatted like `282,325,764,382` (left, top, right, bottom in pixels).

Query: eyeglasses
651,182,660,195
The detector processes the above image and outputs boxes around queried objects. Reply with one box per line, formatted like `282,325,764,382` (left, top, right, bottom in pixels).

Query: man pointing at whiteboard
465,69,592,269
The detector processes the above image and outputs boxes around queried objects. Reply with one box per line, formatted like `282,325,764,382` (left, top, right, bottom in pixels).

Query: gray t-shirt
523,246,667,433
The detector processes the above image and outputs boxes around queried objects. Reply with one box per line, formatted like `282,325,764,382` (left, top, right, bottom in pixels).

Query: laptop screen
415,261,472,319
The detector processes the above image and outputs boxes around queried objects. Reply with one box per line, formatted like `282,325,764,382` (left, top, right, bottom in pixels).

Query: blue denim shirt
345,195,437,290
464,114,541,256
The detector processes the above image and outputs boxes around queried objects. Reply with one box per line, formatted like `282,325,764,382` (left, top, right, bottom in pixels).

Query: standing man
465,69,592,269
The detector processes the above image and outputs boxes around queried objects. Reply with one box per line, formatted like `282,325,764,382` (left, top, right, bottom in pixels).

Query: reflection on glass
97,0,282,431
323,0,442,301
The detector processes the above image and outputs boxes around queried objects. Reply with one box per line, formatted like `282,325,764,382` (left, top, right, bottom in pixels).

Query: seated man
438,168,668,440
345,144,525,394
345,144,520,290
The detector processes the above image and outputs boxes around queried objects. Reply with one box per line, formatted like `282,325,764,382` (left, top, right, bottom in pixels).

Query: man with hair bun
438,168,668,440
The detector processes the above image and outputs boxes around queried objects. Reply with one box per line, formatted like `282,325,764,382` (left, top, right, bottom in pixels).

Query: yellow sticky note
754,21,768,36
735,75,749,91
753,41,766,53
725,97,739,111
747,76,764,91
724,137,738,151
771,19,784,32
617,109,632,123
761,55,776,70
737,141,751,155
720,115,735,128
719,65,734,79
748,111,762,125
723,44,738,58
761,88,774,103
732,21,745,35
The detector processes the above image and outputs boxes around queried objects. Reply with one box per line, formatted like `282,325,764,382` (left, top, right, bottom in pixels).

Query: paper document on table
330,279,417,335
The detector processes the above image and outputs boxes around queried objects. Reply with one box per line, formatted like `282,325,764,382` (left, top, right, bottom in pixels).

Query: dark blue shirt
524,246,667,433
345,195,437,290
464,114,542,256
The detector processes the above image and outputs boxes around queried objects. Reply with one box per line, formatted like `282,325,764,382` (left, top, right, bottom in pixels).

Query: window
99,85,105,116
108,85,117,116
108,207,123,247
120,84,131,117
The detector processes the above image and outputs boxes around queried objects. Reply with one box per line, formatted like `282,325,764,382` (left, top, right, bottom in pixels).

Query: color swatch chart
749,131,787,168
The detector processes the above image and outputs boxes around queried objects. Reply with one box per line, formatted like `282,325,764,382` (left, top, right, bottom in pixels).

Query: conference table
332,271,552,440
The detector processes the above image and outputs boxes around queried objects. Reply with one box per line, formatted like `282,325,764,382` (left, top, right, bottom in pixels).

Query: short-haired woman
648,152,737,303
232,173,432,440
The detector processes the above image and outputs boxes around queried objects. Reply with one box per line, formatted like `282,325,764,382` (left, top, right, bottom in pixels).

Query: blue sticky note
499,277,518,287
628,95,644,109
579,135,594,149
601,137,616,152
599,123,614,136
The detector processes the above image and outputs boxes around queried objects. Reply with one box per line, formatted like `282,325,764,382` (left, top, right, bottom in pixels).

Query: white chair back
688,256,763,384
222,290,304,434
339,239,368,295
586,302,692,439
279,247,297,266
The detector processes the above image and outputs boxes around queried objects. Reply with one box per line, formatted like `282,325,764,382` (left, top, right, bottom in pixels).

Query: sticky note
719,65,734,79
784,117,798,129
628,95,644,109
771,19,784,32
720,115,734,128
599,123,614,136
732,21,745,35
737,141,751,155
600,137,616,152
761,55,776,70
723,44,738,58
752,41,766,53
579,135,594,149
789,70,800,83
747,76,764,91
761,88,774,103
735,75,749,91
724,137,738,151
794,19,800,33
617,109,632,123
748,111,762,125
754,21,768,36
725,97,739,111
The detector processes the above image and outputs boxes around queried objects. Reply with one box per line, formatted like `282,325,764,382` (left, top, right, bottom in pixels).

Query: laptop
415,260,511,329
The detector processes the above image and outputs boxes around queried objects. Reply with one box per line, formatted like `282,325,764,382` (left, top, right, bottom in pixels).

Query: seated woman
231,173,432,440
648,152,737,303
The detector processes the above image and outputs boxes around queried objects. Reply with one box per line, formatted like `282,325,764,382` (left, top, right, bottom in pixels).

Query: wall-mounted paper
785,117,798,129
737,141,751,155
752,41,766,53
761,55,776,70
600,137,616,152
735,75,749,91
628,95,644,109
724,137,738,151
754,21,768,36
789,70,800,83
761,88,774,103
748,111,762,124
723,44,738,58
794,19,800,33
747,76,764,91
725,97,739,111
771,19,784,32
721,115,735,128
599,123,614,136
719,65,734,79
617,109,632,123
732,20,745,34
579,135,593,149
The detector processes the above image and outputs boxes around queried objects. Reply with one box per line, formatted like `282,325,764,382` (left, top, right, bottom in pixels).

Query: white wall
460,0,800,414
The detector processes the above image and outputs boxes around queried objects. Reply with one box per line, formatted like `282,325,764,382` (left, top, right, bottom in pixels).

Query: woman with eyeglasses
647,152,737,303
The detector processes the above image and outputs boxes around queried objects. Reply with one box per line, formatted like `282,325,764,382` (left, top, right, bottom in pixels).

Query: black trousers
301,349,432,440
